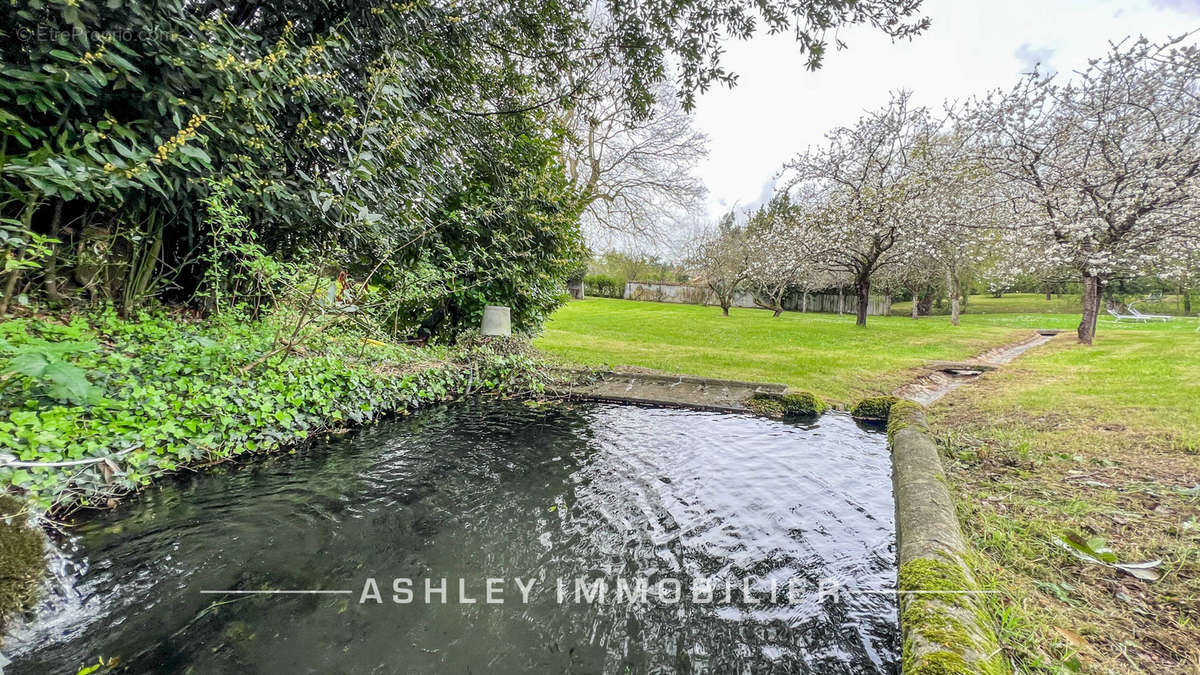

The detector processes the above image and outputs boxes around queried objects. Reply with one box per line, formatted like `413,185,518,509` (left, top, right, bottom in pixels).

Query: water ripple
7,400,897,674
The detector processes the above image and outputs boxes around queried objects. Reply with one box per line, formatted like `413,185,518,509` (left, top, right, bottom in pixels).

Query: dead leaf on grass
1055,627,1089,648
1055,534,1163,581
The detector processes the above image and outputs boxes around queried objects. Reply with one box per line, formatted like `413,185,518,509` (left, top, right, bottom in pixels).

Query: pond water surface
8,401,898,674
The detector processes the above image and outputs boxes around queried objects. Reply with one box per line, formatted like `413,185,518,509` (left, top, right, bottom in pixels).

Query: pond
7,401,898,674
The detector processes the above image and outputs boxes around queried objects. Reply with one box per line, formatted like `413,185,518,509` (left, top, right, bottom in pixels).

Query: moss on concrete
891,403,1011,675
899,557,971,594
900,568,1009,675
904,649,974,675
746,391,827,418
887,398,928,444
0,495,44,629
851,395,899,421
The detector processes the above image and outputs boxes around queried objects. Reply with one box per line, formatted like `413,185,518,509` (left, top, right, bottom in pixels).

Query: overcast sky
690,0,1200,221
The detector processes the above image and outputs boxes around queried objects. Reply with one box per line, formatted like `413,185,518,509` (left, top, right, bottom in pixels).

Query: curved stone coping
547,369,788,412
889,401,1010,675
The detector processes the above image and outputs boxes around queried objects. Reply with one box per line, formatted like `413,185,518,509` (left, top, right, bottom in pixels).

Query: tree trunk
1183,289,1191,314
2,199,36,316
772,307,782,318
45,199,65,301
1078,274,1105,345
802,291,808,313
721,304,730,316
948,271,961,327
0,250,24,316
837,287,844,315
910,291,919,319
917,289,933,316
855,277,870,327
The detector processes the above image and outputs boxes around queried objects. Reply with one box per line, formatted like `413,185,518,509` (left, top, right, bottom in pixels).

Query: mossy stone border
745,391,827,418
889,401,1010,674
0,495,45,634
851,395,899,421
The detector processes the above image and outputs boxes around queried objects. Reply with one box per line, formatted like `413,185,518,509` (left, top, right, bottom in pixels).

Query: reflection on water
8,401,898,674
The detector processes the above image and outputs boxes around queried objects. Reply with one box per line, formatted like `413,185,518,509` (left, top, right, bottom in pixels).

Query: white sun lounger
1107,307,1147,323
1127,305,1171,321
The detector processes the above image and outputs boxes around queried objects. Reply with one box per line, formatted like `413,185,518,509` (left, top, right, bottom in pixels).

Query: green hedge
583,274,626,298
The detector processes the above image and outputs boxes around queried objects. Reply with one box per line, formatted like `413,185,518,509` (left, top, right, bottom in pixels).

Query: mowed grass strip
952,328,1200,443
534,297,1097,403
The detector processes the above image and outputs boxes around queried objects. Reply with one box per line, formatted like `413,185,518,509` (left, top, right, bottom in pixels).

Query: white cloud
689,0,1200,222
1014,43,1057,72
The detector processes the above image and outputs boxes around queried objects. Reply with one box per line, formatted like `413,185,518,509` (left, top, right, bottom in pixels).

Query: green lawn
532,297,1182,403
931,329,1200,671
946,329,1200,444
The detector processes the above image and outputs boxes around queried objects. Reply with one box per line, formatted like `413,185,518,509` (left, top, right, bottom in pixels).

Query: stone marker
481,305,511,336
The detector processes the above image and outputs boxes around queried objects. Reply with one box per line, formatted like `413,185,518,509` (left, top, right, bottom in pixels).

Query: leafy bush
0,310,548,512
1,337,97,404
0,0,587,340
584,274,626,298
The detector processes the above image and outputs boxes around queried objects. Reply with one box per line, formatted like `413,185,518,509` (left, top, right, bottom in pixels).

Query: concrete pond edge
546,369,790,413
888,401,1010,675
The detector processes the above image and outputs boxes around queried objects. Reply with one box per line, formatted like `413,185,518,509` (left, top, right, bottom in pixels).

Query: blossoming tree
782,91,934,326
744,193,832,316
689,212,752,316
967,35,1200,343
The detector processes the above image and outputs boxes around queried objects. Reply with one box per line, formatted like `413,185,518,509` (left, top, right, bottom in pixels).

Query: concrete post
480,305,511,336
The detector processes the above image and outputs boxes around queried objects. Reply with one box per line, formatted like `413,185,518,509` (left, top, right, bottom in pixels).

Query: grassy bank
929,327,1200,672
536,297,1082,402
0,309,547,625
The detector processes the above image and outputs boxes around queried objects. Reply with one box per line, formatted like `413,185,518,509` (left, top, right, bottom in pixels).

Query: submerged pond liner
7,400,899,673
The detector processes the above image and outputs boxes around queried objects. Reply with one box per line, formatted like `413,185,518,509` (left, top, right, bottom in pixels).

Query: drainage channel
894,331,1060,406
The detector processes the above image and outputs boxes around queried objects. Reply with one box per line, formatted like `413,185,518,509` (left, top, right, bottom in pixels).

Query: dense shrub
0,0,588,337
584,274,626,298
